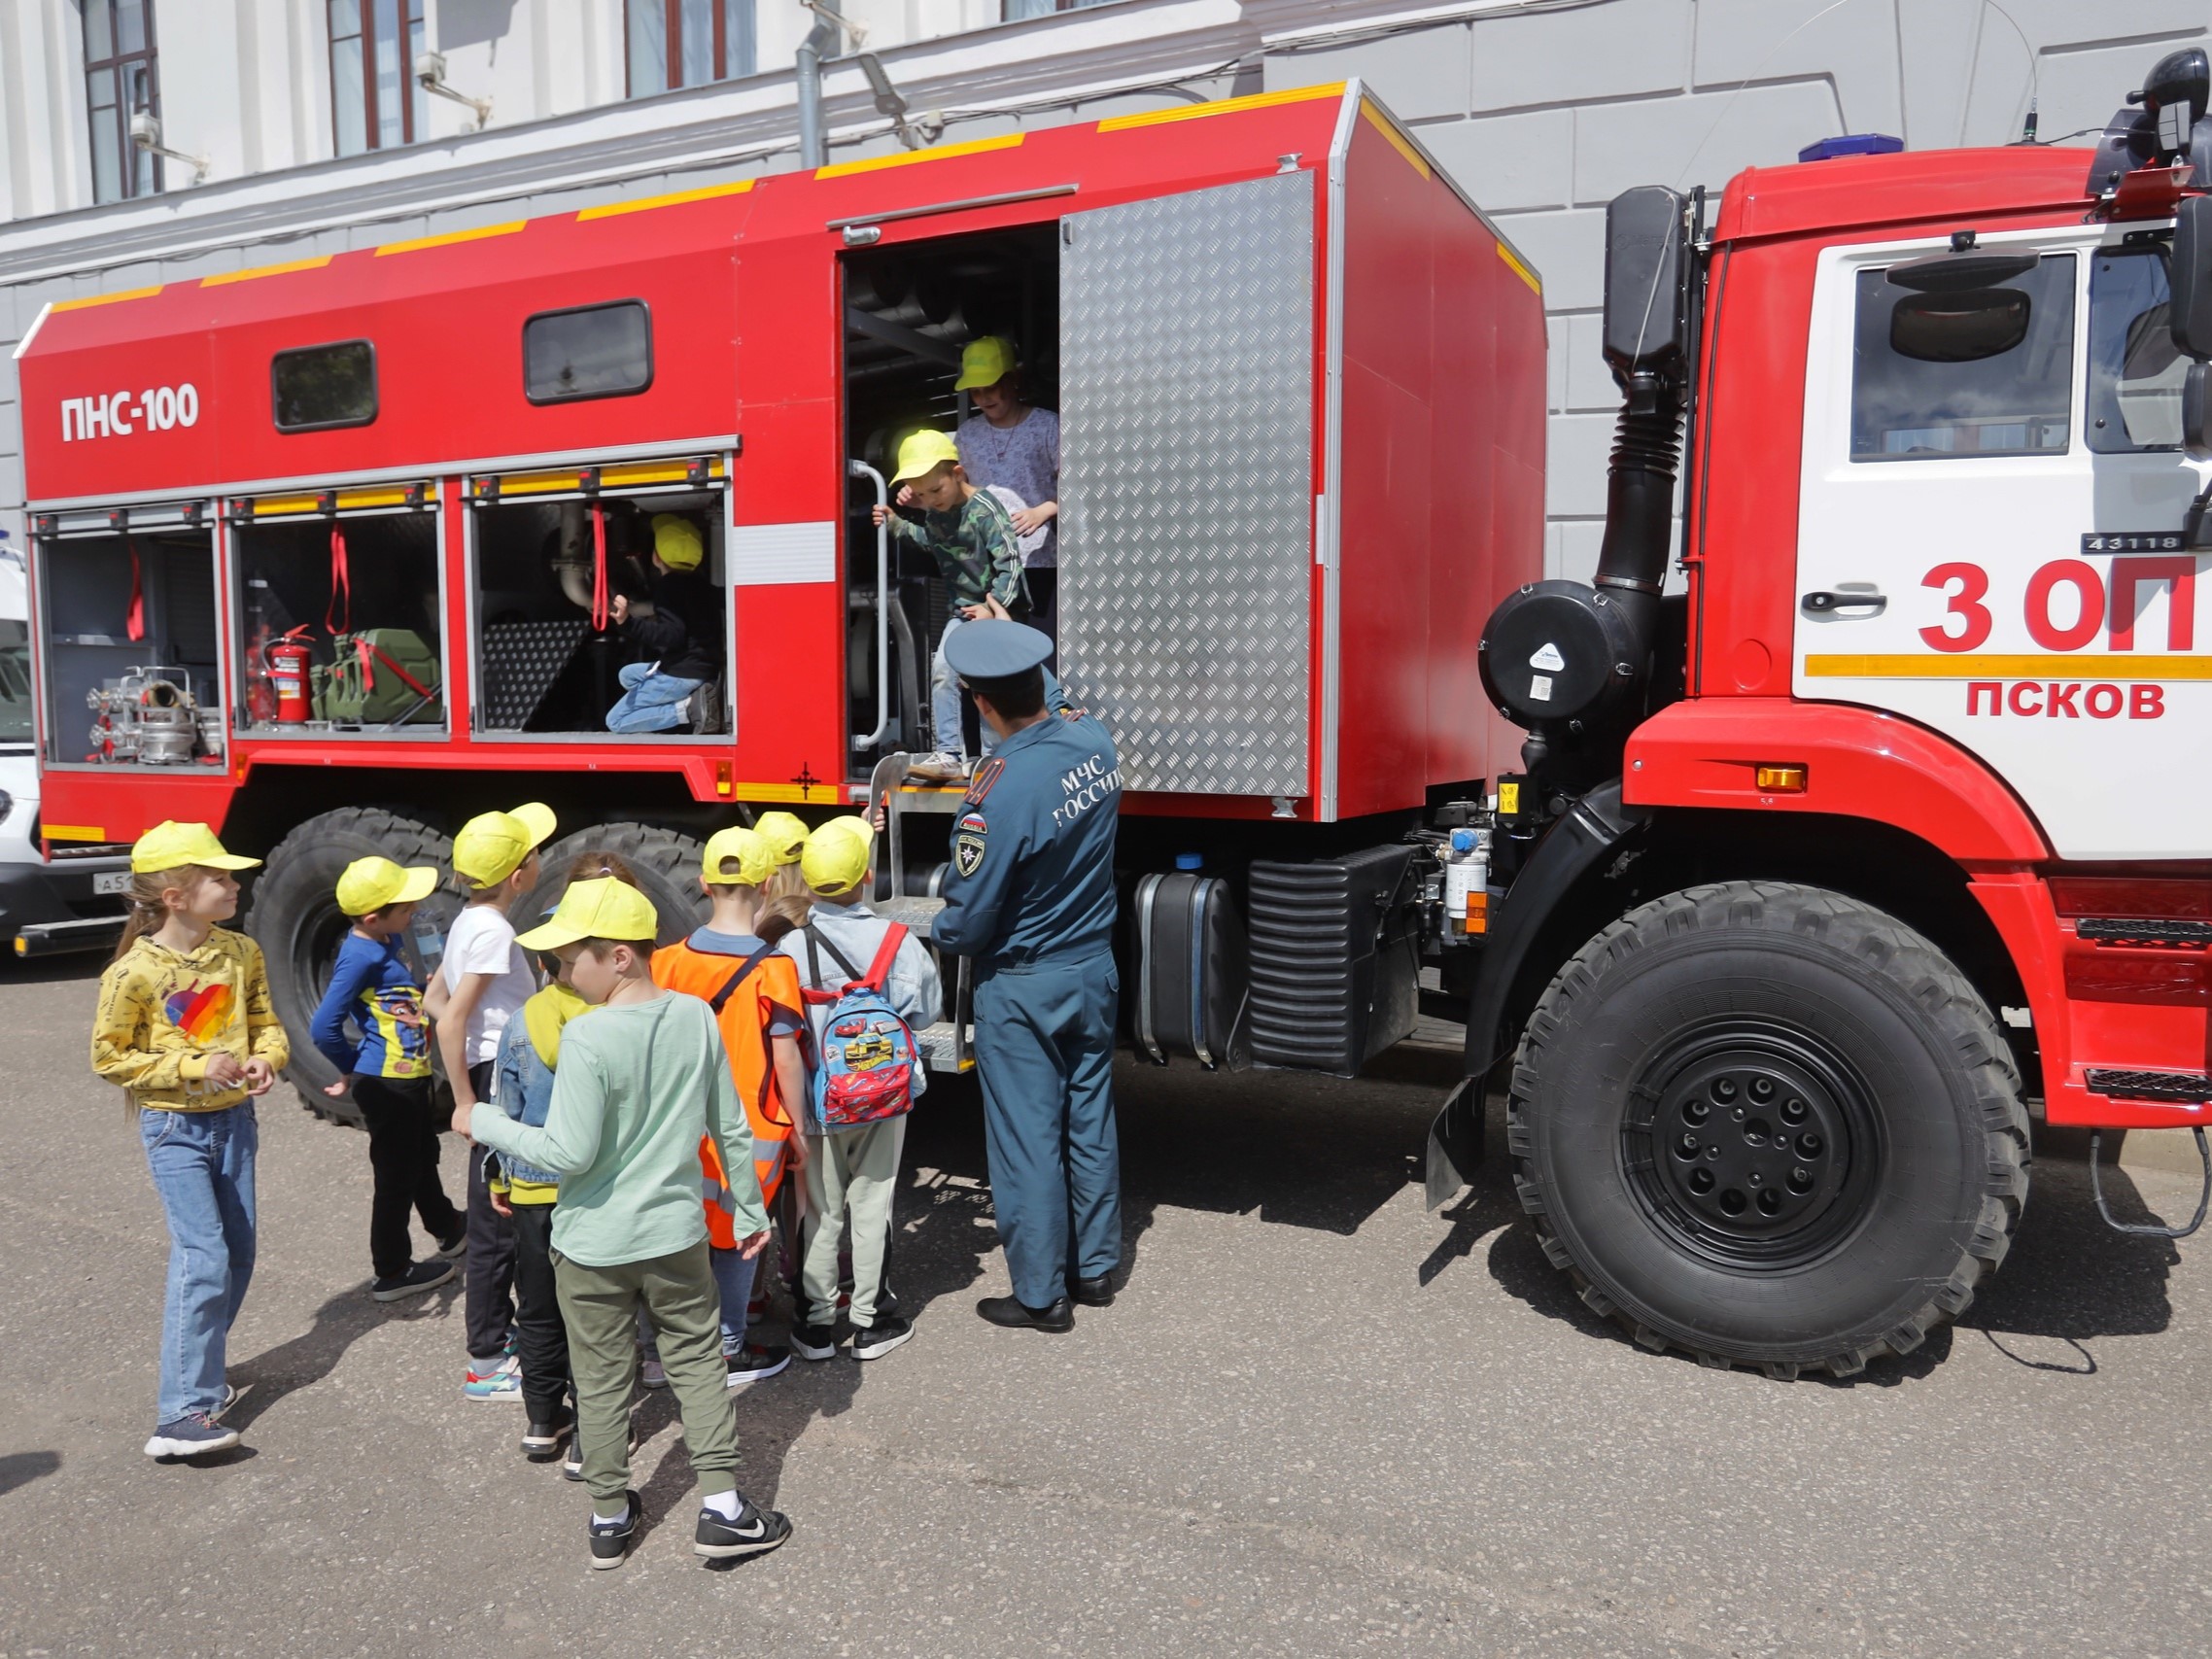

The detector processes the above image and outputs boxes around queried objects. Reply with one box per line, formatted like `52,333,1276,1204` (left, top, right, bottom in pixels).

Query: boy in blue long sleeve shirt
310,856,466,1301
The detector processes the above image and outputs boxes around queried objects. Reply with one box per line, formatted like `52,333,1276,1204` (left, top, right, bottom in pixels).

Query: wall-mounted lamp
414,52,492,130
128,111,208,184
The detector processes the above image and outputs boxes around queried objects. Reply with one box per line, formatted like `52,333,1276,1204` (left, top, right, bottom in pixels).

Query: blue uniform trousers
972,951,1123,1309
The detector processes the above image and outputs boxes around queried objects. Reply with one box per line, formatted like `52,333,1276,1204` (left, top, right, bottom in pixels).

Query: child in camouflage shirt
878,428,1028,780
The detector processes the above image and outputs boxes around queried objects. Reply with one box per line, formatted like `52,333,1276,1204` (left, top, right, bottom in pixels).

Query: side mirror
1602,186,1689,385
2171,196,2212,361
2185,362,2212,462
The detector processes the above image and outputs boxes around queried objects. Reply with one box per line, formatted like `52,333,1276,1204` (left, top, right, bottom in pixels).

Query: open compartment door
1057,171,1316,800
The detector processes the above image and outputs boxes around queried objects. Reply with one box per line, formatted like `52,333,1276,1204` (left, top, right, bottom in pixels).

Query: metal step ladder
864,750,975,1074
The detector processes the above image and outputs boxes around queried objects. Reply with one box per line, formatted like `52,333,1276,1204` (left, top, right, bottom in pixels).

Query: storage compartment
36,508,225,769
468,474,726,736
232,500,446,734
1246,847,1420,1076
841,224,1060,767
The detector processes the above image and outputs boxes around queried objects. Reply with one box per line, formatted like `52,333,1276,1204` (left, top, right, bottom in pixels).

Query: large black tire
1506,881,2028,1378
246,808,458,1129
517,822,709,950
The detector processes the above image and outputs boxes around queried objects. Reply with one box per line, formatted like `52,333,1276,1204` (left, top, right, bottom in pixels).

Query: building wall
1,0,2204,576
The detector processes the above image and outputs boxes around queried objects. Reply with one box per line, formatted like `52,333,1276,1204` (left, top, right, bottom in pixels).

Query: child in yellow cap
875,428,1029,781
91,821,288,1462
309,855,464,1305
605,511,722,735
434,801,556,1401
752,811,812,903
462,877,793,1570
645,826,809,1386
777,815,941,1362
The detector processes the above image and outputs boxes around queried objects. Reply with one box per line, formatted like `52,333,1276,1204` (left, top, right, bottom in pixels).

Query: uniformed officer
931,621,1123,1332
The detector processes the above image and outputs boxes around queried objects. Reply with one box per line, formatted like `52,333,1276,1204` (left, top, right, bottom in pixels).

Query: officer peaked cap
944,620,1054,680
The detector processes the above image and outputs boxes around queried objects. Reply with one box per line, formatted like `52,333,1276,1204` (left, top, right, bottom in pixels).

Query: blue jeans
930,613,1067,762
140,1103,259,1422
605,661,704,735
639,1243,756,1357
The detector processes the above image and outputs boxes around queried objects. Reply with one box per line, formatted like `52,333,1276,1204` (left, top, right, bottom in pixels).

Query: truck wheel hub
1626,1022,1874,1267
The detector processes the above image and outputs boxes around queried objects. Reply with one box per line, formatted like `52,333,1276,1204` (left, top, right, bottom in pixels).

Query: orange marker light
1466,891,1490,935
1755,764,1808,793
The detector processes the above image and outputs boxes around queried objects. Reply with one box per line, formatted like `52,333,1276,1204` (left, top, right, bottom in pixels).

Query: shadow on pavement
0,1450,61,1495
227,1277,464,1433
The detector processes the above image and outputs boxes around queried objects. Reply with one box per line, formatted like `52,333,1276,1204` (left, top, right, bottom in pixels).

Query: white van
0,534,129,956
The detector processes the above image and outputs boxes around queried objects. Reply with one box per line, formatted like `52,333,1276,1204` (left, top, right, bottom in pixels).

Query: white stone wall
1,0,2206,574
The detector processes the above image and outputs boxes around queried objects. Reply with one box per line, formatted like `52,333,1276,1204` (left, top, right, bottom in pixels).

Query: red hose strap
590,500,610,632
326,524,351,635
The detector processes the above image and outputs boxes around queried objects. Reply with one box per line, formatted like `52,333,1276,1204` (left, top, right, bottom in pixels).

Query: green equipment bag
312,630,443,725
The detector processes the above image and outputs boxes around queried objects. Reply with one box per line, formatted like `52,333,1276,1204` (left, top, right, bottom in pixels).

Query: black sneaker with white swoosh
694,1493,793,1561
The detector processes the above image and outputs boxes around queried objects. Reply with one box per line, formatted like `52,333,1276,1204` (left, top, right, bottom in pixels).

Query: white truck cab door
1793,229,2211,862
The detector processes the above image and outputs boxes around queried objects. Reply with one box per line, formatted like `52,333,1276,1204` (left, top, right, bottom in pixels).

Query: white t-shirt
440,904,534,1066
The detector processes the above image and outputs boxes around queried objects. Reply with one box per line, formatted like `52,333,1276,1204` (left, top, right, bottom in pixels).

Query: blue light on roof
1799,134,1906,162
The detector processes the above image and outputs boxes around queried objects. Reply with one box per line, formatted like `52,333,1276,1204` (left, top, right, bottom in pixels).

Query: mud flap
1425,1076,1484,1211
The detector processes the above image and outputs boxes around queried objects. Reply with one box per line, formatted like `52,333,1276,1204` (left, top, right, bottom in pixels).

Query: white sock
593,1499,631,1527
702,1490,742,1521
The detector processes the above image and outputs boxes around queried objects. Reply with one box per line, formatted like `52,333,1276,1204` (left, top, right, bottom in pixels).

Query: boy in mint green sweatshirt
462,877,792,1571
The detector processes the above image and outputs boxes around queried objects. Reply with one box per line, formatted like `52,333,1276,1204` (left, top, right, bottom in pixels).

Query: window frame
83,0,162,204
2086,241,2186,456
522,299,657,406
1847,251,2080,465
270,339,381,434
328,0,428,156
624,0,755,98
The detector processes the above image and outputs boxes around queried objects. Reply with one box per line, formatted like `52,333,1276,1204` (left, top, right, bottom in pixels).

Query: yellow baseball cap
953,334,1017,392
752,811,810,864
515,876,660,950
820,812,876,845
701,825,775,887
131,820,261,875
650,513,704,571
800,819,873,896
453,802,557,888
890,429,961,486
335,856,439,916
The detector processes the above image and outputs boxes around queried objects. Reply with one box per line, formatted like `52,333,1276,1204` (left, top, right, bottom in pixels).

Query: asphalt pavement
3,953,2209,1658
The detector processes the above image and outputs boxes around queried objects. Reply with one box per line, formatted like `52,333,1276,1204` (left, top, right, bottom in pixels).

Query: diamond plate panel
1059,173,1314,798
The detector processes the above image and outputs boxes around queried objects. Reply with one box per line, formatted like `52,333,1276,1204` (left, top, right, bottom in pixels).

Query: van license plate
93,872,130,895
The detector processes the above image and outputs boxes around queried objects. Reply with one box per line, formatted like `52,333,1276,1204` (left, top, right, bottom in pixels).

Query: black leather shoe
1068,1274,1116,1308
977,1295,1074,1332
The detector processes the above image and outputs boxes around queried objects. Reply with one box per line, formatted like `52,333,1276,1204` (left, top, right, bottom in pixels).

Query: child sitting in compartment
873,431,1028,782
605,513,723,736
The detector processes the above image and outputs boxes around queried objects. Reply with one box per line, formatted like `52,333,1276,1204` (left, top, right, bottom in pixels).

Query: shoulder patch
952,816,988,878
963,756,1007,807
956,811,987,833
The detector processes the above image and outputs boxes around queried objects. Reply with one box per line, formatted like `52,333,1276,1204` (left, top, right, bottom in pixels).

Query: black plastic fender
1425,778,1649,1208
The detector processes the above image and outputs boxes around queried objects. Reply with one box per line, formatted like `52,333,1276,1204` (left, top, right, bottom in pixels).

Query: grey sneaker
904,750,970,783
145,1411,240,1460
589,1490,640,1571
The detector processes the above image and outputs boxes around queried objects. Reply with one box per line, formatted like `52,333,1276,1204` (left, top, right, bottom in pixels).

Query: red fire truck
17,54,2212,1376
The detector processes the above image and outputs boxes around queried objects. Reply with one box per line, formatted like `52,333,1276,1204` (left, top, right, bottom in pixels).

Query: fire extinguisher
265,627,314,724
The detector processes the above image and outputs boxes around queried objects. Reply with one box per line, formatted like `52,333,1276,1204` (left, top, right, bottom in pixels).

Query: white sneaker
904,750,970,783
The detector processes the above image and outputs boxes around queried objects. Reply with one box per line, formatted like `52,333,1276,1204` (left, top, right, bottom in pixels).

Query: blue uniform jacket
933,708,1122,965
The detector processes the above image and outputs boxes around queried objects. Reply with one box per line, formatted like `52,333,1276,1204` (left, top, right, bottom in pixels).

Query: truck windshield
0,620,32,743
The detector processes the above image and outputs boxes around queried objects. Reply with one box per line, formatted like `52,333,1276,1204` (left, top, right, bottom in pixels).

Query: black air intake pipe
1479,187,1690,762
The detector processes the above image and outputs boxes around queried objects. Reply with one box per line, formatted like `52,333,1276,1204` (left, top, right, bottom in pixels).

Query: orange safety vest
652,938,805,1247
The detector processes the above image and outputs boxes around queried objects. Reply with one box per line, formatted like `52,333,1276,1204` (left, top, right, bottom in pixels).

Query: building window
85,0,160,205
1002,0,1120,17
329,0,428,156
626,0,755,97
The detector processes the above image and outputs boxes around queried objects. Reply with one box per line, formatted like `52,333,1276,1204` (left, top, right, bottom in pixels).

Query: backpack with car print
799,924,919,1131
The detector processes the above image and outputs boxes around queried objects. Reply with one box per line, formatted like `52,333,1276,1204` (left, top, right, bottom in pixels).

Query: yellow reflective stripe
202,257,332,287
578,180,755,220
42,823,107,842
1096,82,1345,133
476,458,722,497
814,133,1023,180
248,484,429,516
52,286,163,311
1496,240,1541,295
1361,101,1430,179
1805,654,2212,679
374,222,526,257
